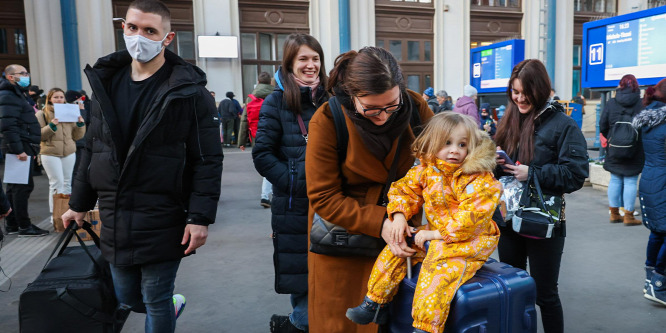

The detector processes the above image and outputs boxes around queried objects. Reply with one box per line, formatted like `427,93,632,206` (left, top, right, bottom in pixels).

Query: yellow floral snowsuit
366,143,501,333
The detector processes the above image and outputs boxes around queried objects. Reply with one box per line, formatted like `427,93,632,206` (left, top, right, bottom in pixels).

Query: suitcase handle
43,221,102,272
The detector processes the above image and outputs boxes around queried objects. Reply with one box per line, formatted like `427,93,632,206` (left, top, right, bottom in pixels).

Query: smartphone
496,150,515,166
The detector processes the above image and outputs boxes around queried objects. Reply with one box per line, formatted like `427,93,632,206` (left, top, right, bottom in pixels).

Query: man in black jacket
62,1,223,331
0,64,47,237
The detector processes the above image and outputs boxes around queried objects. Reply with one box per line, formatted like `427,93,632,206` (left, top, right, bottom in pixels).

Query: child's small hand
414,230,432,249
390,213,412,244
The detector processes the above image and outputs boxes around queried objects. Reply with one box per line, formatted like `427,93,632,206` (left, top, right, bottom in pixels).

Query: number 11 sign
589,43,604,65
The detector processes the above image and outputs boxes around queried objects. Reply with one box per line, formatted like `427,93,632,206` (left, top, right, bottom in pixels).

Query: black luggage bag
19,222,126,333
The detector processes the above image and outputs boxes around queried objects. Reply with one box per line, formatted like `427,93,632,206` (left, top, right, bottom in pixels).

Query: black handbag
511,168,564,239
309,97,405,257
19,222,129,333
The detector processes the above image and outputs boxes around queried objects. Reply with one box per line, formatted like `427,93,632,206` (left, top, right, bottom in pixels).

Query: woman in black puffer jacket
252,33,328,333
600,74,644,225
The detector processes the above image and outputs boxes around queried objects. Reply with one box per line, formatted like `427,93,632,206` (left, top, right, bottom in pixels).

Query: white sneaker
173,294,186,319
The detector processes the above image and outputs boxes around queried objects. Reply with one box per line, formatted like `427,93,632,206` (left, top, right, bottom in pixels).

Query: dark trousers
646,231,666,275
221,118,234,144
5,158,35,229
498,225,565,333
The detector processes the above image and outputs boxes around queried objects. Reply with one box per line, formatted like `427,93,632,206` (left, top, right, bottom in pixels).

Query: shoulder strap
328,96,348,165
296,114,308,143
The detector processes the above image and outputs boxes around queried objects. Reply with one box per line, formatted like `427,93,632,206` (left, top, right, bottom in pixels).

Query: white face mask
123,33,168,63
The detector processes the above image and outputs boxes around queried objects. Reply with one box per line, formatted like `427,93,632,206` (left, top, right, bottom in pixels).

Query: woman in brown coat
36,88,85,220
305,47,434,332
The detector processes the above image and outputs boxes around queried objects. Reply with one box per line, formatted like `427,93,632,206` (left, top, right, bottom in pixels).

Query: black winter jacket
0,78,41,155
600,87,645,176
497,103,589,234
70,49,223,266
252,69,328,294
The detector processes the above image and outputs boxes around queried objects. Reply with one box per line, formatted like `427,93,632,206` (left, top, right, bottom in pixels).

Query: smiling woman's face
291,45,320,84
511,79,532,114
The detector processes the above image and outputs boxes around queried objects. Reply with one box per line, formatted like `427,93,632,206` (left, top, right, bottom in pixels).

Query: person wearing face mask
61,1,223,331
304,47,434,332
252,33,329,333
494,59,588,333
36,88,85,222
0,64,45,237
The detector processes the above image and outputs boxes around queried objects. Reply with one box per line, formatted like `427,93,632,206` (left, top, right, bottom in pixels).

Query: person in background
36,88,85,222
253,33,329,333
218,91,242,146
454,84,480,125
479,102,496,137
494,59,588,333
436,89,451,112
632,78,666,307
28,85,44,111
550,88,560,102
238,71,273,151
66,90,90,179
0,64,47,237
572,91,586,114
305,46,434,333
422,87,439,114
599,74,643,225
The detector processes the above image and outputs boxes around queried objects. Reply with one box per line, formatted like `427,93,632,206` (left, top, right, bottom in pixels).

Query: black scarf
333,86,412,161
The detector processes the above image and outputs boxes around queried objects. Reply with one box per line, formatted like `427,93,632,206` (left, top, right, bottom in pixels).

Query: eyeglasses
9,71,29,77
355,95,402,117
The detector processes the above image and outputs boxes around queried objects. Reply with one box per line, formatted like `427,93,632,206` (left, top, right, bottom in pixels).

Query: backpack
607,108,639,159
246,94,264,139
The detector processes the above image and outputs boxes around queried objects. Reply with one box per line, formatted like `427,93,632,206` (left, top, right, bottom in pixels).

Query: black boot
270,314,305,333
345,296,389,325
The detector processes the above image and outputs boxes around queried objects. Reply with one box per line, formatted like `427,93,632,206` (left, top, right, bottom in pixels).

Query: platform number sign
589,43,604,65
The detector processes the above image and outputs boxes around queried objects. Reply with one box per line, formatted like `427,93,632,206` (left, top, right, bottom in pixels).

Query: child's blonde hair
412,112,488,164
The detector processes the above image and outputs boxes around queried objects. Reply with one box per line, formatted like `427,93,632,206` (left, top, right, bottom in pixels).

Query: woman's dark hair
619,74,639,92
643,78,666,106
327,46,405,97
280,33,327,114
494,59,551,165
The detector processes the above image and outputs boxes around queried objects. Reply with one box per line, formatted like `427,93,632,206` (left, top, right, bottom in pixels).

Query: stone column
350,1,375,50
75,0,115,93
434,0,470,99
192,0,243,101
24,0,67,91
523,0,544,60
310,0,339,73
554,1,574,100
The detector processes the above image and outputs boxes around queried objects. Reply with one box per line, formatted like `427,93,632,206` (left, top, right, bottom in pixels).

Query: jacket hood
456,96,475,107
461,134,497,174
632,104,666,129
88,49,207,88
0,77,19,93
615,87,640,107
274,68,285,91
252,83,274,99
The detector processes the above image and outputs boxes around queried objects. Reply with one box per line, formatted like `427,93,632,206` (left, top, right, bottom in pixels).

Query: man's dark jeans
5,157,34,229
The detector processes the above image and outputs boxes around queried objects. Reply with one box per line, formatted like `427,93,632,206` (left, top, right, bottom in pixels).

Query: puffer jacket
454,96,480,124
426,95,440,114
0,78,41,155
600,87,644,176
70,49,223,266
632,101,666,233
388,136,501,246
496,102,589,235
36,109,86,157
252,68,328,294
238,83,274,147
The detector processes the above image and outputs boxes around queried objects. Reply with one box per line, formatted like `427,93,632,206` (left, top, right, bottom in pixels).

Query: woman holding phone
493,59,588,333
36,88,85,221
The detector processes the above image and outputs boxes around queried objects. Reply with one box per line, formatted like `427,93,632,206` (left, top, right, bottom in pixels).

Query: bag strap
524,168,556,224
44,221,103,272
381,134,405,206
296,114,308,143
328,96,348,165
56,287,115,324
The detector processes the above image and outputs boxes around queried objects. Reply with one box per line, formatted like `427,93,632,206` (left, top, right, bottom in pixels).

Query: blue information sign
583,6,666,88
470,39,525,94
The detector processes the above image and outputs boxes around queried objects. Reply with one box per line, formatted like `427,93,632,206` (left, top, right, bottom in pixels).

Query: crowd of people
0,1,664,333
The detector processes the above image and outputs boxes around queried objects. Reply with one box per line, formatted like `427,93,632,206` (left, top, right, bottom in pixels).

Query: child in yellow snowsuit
346,112,502,333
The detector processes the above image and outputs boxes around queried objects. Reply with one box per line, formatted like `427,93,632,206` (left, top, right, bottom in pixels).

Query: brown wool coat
305,89,434,333
36,110,85,157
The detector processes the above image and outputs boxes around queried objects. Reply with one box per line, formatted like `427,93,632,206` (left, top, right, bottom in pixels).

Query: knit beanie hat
423,87,435,98
463,85,477,97
65,90,83,103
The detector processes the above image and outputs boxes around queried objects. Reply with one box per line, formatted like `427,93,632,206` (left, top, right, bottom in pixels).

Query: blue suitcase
388,259,537,333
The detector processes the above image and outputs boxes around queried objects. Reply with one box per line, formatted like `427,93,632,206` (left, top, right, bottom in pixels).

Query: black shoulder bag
309,97,405,257
511,168,564,239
